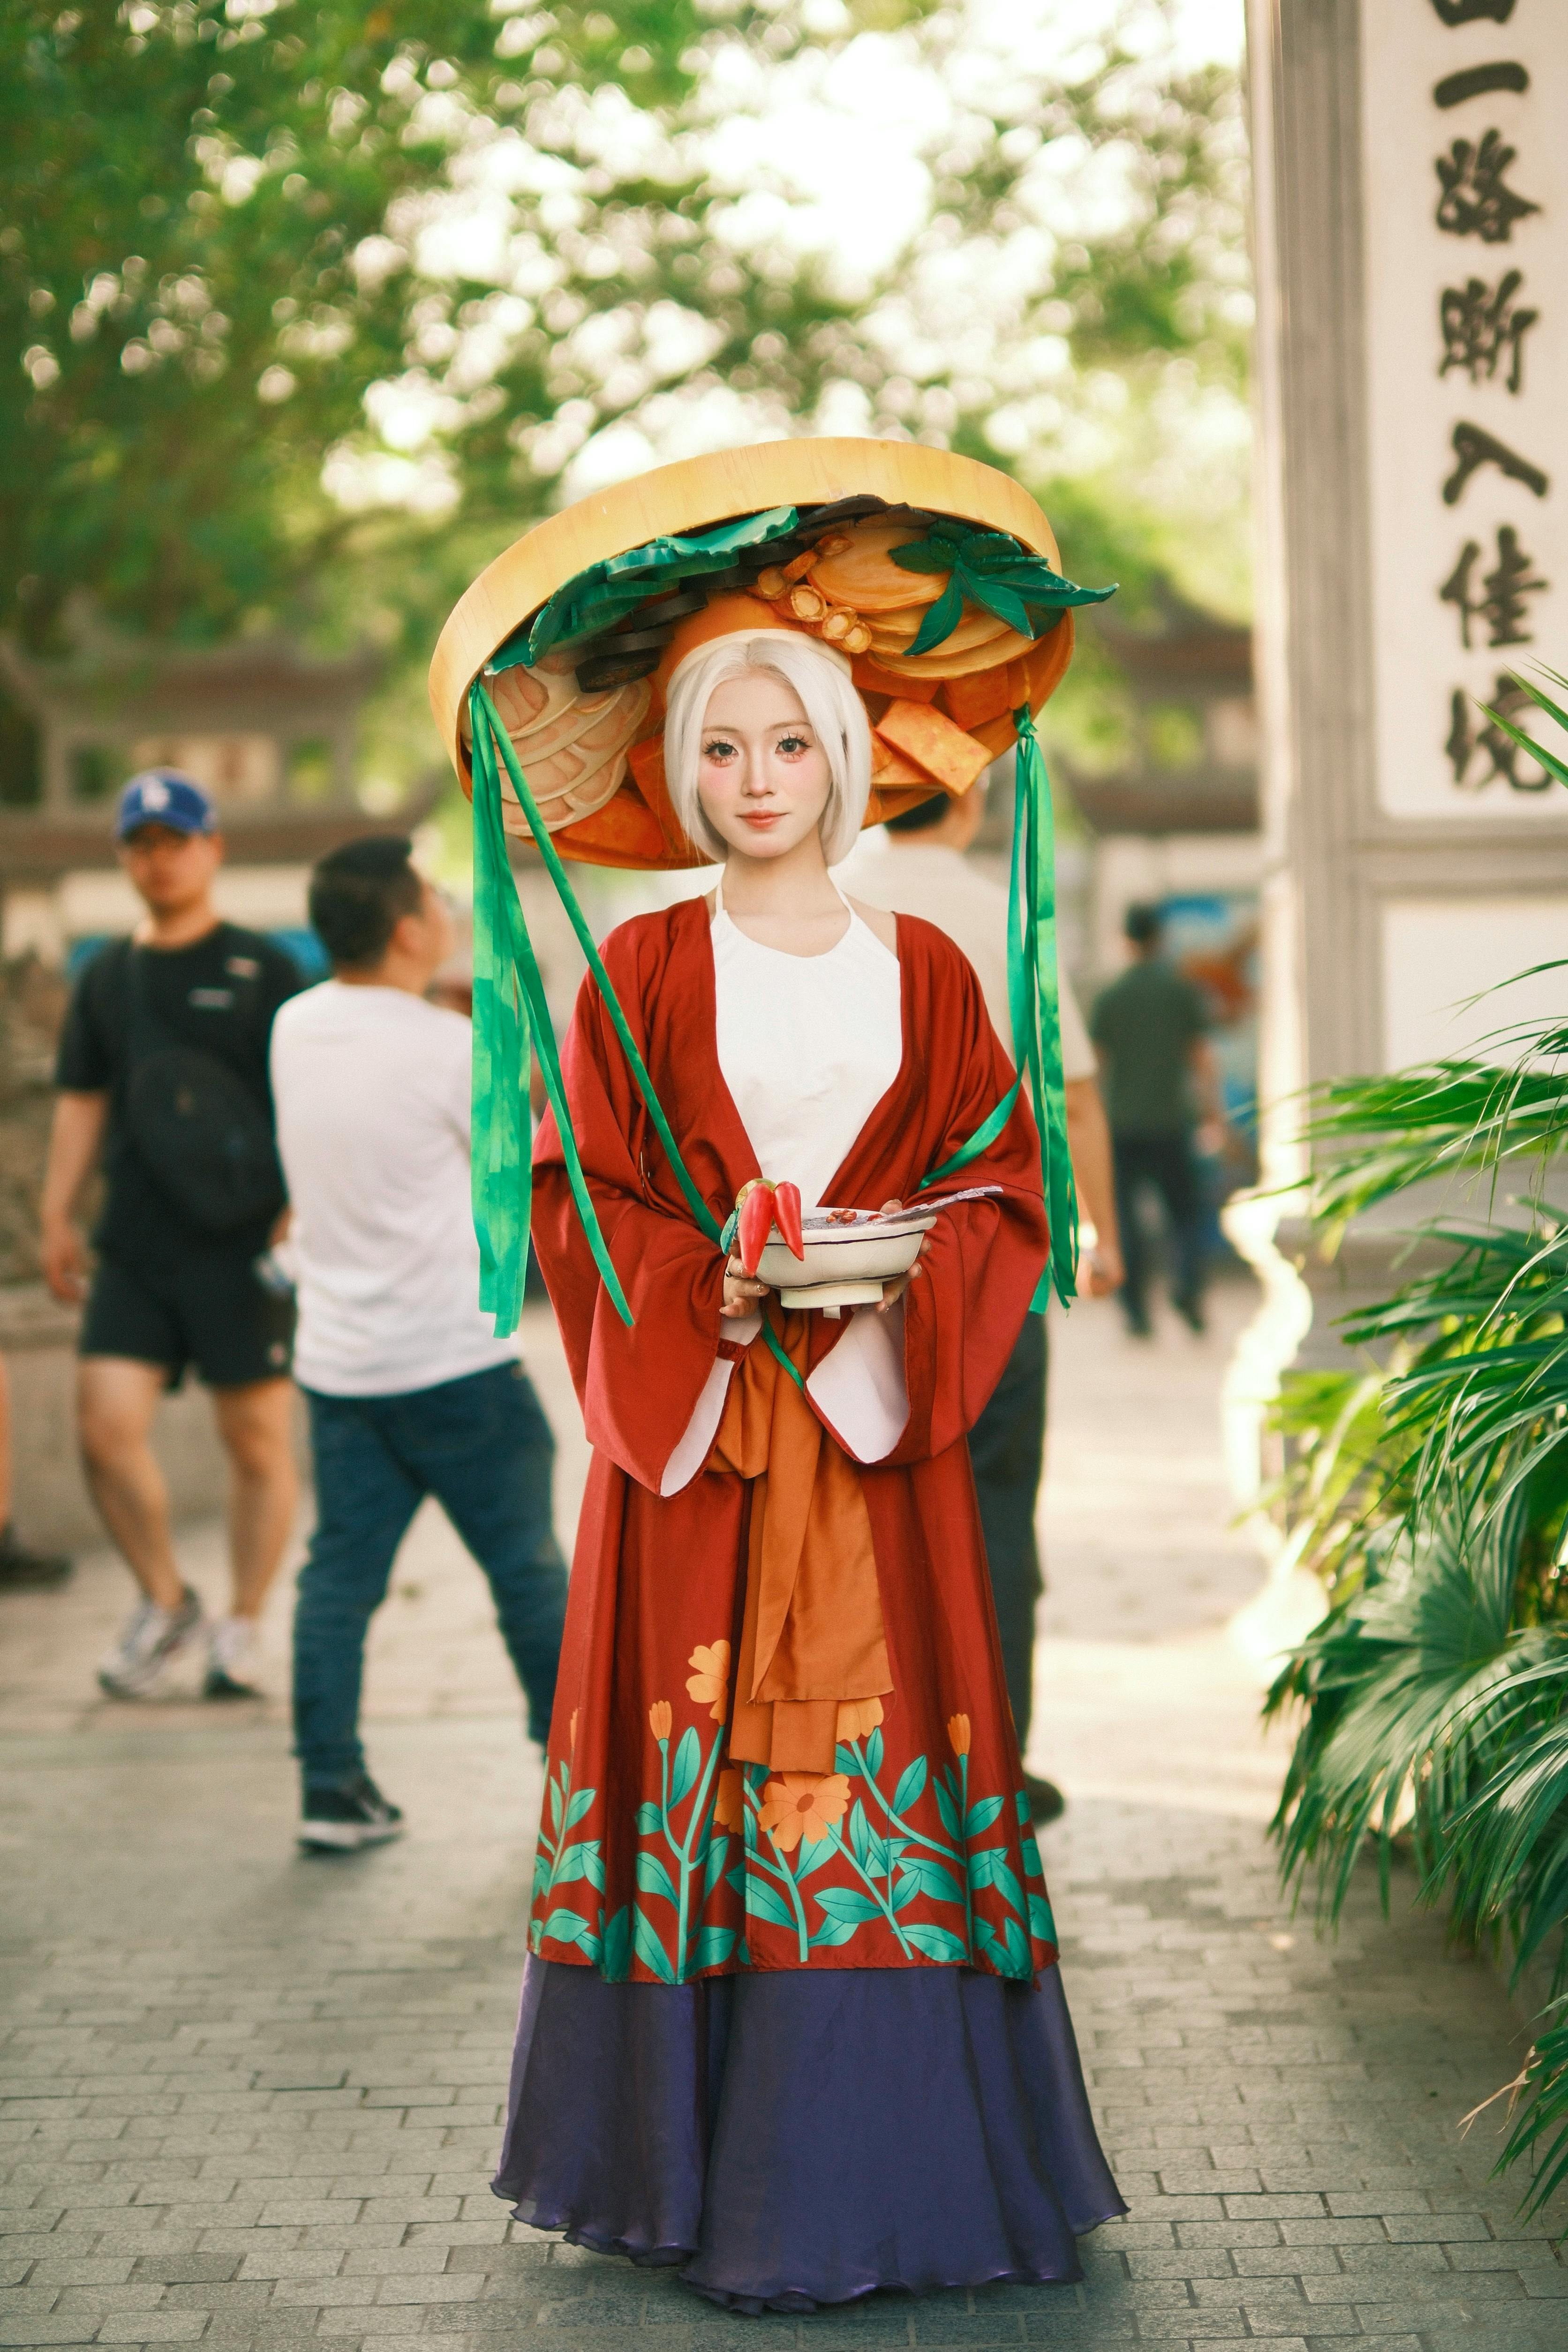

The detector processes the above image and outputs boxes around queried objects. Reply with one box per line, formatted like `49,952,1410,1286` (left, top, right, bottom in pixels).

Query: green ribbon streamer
467,686,1075,1357
918,709,1078,1312
467,683,807,1390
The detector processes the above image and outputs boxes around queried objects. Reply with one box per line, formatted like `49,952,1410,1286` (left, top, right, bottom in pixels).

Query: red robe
528,895,1059,1985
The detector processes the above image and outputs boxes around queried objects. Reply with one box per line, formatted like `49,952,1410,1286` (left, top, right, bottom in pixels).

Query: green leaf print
965,1794,1006,1839
1029,1892,1058,1945
636,1801,662,1834
865,1726,885,1777
669,1726,701,1806
694,1925,737,1971
813,1886,883,1926
727,1862,799,1933
934,1774,962,1842
1022,1828,1046,1880
563,1786,596,1833
892,1756,928,1814
905,1921,968,1964
635,1850,678,1907
898,1852,964,1905
547,1774,563,1833
809,1915,865,1948
540,1908,592,1952
633,1906,677,1983
602,1906,632,1982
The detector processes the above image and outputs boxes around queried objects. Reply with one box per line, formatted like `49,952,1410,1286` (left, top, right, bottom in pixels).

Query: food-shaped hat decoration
431,440,1111,871
430,441,1113,1337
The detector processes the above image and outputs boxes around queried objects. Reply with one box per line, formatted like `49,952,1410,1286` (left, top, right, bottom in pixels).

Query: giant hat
433,440,1111,1335
430,439,1110,870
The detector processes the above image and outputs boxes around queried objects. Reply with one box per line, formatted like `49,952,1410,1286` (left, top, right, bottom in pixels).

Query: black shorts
80,1251,295,1390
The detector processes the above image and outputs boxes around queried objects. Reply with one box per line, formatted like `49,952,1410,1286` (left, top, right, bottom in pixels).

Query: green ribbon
468,686,1076,1357
917,708,1078,1312
467,683,807,1390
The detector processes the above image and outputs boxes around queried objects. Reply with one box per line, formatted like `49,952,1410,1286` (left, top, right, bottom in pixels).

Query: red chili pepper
772,1181,805,1260
737,1182,776,1277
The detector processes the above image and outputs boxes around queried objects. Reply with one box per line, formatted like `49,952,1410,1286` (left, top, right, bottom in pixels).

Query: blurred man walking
41,771,302,1696
1091,902,1227,1338
271,837,567,1852
840,781,1122,1822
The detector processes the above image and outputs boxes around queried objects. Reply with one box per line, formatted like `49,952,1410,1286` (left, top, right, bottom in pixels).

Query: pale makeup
695,670,835,869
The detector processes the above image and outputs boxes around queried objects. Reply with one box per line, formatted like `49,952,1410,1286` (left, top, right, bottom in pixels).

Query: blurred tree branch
1,0,1248,680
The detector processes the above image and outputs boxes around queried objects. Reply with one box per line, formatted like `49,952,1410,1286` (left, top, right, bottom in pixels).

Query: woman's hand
722,1256,770,1319
874,1199,927,1313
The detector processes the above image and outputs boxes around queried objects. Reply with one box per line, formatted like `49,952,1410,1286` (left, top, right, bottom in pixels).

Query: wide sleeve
531,944,729,1494
889,929,1050,1464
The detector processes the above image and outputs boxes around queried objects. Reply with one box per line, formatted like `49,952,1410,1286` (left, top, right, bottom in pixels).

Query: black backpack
121,942,287,1235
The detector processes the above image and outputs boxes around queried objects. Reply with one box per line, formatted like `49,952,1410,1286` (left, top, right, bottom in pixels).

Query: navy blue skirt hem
493,1957,1124,2310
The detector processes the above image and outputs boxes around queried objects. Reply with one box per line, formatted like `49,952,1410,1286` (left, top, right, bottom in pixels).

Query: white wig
664,629,873,867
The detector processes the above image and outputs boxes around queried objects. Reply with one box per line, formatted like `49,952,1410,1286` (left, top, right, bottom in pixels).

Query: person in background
271,837,567,1853
0,1353,72,1589
41,771,301,1696
838,778,1123,1824
1090,900,1227,1339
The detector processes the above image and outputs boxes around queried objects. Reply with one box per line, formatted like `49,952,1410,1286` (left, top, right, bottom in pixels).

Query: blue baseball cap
114,769,218,842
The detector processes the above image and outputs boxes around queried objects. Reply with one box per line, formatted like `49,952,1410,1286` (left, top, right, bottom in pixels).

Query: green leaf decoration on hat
509,508,803,669
890,518,1115,657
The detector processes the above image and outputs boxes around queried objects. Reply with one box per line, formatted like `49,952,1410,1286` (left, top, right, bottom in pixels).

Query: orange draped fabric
708,1312,891,1775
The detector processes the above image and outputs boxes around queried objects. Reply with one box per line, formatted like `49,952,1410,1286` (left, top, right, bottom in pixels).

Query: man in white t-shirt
271,837,566,1852
838,778,1122,1825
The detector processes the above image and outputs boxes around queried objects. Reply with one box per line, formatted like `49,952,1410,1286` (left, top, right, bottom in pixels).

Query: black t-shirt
56,921,303,1269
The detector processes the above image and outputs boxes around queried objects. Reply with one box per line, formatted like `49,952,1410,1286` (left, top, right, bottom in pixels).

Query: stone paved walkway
2,1282,1563,2349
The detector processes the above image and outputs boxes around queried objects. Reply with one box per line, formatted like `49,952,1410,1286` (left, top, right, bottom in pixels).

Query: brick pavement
3,1284,1563,2347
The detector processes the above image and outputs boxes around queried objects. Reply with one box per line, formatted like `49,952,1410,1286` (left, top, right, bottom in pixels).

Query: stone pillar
1230,0,1568,1655
1248,0,1568,1283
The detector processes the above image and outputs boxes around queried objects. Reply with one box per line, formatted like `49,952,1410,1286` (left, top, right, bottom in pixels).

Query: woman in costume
431,445,1123,2311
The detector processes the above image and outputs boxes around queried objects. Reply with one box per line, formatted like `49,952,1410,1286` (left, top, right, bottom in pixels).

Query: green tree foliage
1267,669,1568,2222
2,0,1248,672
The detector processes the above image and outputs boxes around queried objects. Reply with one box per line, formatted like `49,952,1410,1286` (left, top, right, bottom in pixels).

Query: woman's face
696,668,832,862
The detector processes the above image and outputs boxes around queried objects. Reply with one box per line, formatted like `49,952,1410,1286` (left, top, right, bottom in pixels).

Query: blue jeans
293,1361,568,1789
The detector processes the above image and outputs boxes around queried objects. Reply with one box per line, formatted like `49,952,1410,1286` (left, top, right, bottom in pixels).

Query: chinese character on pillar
1435,129,1540,241
1428,1,1516,25
1446,676,1548,793
1439,526,1548,648
1441,420,1549,505
1437,270,1537,390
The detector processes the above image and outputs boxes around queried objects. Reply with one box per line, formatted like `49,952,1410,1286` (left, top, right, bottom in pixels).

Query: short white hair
664,630,872,867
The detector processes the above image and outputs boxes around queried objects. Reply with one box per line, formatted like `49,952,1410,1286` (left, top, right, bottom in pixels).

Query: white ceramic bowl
755,1206,937,1310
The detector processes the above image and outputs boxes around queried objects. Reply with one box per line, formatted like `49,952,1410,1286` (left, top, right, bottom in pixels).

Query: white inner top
662,884,910,1495
271,982,519,1398
711,878,904,1211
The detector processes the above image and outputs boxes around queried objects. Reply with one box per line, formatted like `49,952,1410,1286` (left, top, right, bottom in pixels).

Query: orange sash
708,1313,891,1775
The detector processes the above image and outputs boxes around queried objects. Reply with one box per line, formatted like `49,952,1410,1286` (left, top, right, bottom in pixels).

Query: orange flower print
713,1766,745,1833
835,1696,883,1742
758,1772,851,1853
568,1710,578,1749
947,1713,972,1756
649,1700,672,1742
686,1639,731,1724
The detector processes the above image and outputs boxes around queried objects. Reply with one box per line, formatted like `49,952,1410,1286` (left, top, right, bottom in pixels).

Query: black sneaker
0,1522,73,1590
299,1773,405,1852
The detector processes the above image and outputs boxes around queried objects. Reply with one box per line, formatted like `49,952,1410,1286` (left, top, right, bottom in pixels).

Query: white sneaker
98,1589,204,1698
204,1615,264,1700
